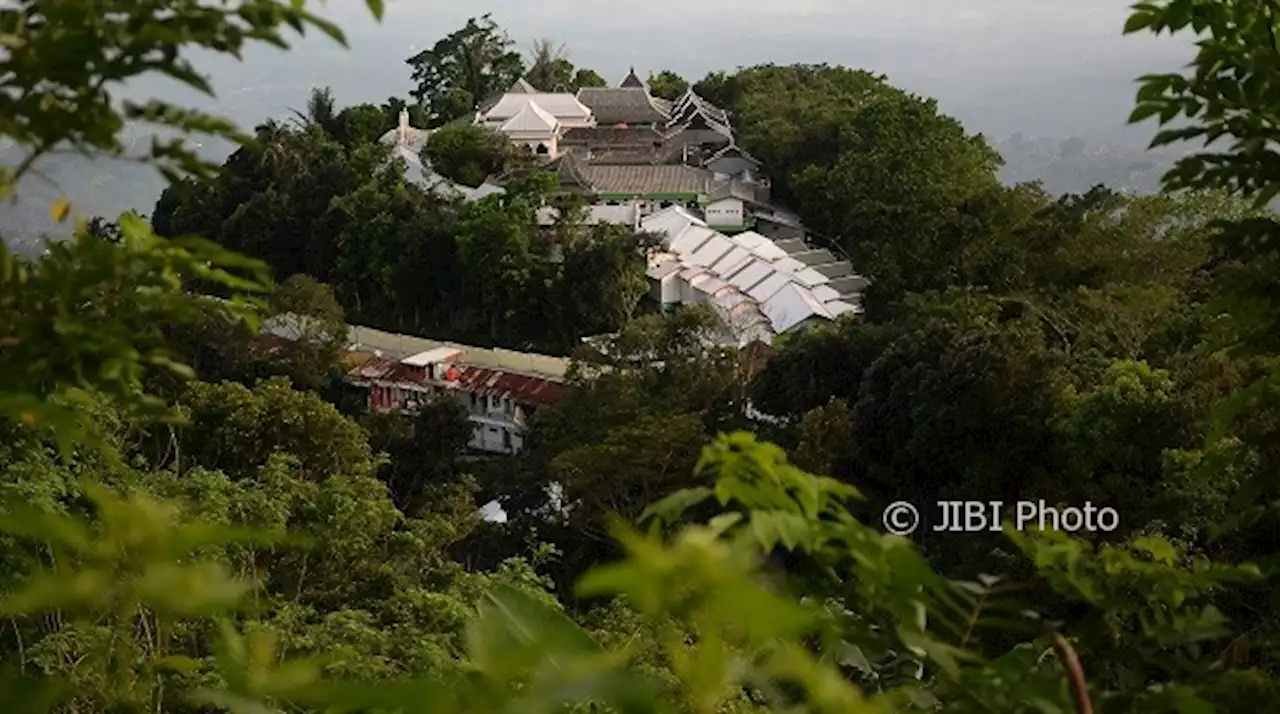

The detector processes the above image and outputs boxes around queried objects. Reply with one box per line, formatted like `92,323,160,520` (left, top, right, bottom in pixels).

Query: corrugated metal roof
762,283,830,334
728,261,774,292
669,225,717,255
747,272,792,302
709,246,756,277
644,206,704,238
687,233,736,267
638,206,869,343
346,356,565,408
346,325,567,379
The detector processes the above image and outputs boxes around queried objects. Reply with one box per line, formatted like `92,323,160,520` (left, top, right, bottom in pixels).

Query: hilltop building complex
379,68,867,342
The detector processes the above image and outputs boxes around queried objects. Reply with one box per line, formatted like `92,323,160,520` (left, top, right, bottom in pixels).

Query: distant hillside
993,133,1189,197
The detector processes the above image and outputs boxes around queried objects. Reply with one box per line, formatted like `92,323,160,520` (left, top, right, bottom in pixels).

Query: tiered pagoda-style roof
671,88,730,126
705,143,761,168
543,152,595,193
576,87,670,125
620,67,645,88
575,68,672,126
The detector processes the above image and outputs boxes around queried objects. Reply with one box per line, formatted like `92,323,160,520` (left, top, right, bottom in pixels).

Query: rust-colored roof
345,355,564,408
452,364,565,407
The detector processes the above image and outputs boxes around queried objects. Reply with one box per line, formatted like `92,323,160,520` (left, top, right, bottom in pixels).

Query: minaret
398,108,409,144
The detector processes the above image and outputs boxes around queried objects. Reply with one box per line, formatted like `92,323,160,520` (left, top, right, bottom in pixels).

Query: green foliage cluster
524,39,609,93
422,124,513,188
150,102,648,353
5,3,1280,714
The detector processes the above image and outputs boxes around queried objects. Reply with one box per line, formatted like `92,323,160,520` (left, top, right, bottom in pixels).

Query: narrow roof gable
620,67,645,88
705,143,761,167
501,101,558,133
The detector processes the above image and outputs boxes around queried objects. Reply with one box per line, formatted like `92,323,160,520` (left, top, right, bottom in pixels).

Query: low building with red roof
339,336,567,456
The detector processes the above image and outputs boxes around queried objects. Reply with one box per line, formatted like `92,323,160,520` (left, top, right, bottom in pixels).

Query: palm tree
525,39,571,92
289,86,340,137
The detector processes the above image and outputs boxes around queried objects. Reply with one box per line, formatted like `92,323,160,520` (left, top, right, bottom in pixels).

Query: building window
502,429,512,449
536,143,549,155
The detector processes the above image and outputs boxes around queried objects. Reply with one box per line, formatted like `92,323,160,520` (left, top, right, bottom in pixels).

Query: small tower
620,66,645,88
397,108,410,144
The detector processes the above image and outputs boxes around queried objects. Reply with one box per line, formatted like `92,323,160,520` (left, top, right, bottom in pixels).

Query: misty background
1,0,1197,250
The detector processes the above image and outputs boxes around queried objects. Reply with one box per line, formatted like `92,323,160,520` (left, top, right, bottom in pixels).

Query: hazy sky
151,0,1192,147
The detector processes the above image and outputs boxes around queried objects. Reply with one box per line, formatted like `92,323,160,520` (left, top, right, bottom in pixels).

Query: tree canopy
5,2,1280,713
406,14,526,125
422,123,511,188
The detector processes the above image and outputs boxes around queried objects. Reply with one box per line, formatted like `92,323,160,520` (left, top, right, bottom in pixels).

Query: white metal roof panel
687,233,736,267
793,267,829,287
728,261,775,292
709,246,755,277
691,273,729,298
641,206,704,239
748,241,789,261
747,271,793,302
403,347,463,366
732,231,768,250
669,226,718,256
811,285,842,303
770,256,806,274
762,283,828,333
824,300,860,317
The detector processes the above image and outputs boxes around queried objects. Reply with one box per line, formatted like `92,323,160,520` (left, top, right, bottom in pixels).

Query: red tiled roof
345,355,565,408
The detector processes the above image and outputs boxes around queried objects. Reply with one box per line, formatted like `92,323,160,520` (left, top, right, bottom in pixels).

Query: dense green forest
4,1,1280,712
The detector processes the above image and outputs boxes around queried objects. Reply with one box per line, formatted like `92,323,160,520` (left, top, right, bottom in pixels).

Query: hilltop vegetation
3,2,1280,714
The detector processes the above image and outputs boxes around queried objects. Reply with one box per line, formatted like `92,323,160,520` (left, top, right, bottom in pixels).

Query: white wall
705,197,745,227
456,390,528,455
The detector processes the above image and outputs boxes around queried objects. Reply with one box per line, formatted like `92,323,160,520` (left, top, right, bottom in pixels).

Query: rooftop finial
620,66,645,89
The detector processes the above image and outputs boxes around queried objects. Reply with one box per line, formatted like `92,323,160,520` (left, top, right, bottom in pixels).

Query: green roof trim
708,216,758,233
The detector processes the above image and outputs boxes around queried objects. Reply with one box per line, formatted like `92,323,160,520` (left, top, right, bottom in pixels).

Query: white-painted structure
477,91,595,158
641,207,867,345
536,203,642,230
378,109,507,200
704,196,745,228
342,325,566,457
